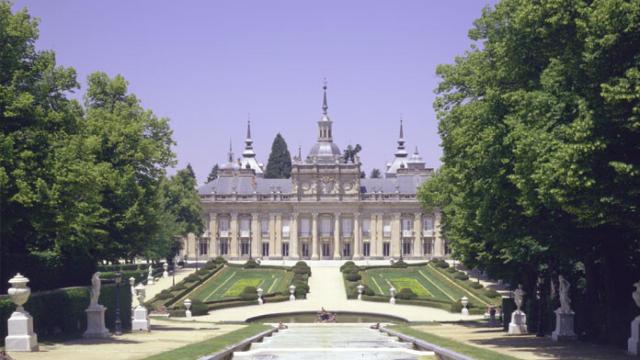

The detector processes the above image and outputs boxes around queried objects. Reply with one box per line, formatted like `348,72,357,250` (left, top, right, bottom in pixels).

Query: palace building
181,85,447,260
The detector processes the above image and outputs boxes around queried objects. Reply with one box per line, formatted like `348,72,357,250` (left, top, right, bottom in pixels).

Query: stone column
413,212,422,257
209,213,218,257
353,213,361,259
230,212,238,258
391,212,401,257
371,213,378,257
434,210,444,256
274,213,282,257
251,213,260,258
311,213,319,259
333,212,341,259
269,214,276,258
290,213,299,259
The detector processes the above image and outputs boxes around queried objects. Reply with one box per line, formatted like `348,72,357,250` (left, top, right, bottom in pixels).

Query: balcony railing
240,230,251,238
423,230,434,237
201,192,418,202
402,230,413,238
219,230,229,238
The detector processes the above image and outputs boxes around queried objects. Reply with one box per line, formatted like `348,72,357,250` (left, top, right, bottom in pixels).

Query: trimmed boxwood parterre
1,284,132,346
147,260,311,316
345,260,499,314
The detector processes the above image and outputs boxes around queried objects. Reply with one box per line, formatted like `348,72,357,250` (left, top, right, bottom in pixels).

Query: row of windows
215,216,436,238
197,239,438,257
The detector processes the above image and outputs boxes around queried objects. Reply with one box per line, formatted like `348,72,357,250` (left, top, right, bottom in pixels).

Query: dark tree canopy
265,133,292,179
419,0,640,345
207,164,219,183
370,168,382,179
185,163,196,180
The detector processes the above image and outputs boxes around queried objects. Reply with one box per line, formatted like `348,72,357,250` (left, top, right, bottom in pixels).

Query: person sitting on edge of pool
278,322,288,330
370,323,380,330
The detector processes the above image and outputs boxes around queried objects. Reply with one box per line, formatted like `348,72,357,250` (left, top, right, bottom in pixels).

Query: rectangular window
261,242,269,257
341,218,353,237
219,240,229,255
282,218,290,238
322,242,331,257
240,240,250,256
362,219,371,238
383,219,391,238
423,239,433,255
261,219,269,238
199,241,208,256
363,242,370,257
423,217,434,236
240,217,251,238
401,218,413,231
402,240,411,256
383,242,390,257
302,243,310,257
282,242,289,257
342,243,351,257
320,216,332,237
300,218,310,237
219,216,230,237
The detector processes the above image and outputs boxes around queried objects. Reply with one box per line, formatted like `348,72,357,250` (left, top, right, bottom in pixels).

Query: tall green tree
265,133,292,178
419,0,640,345
83,72,176,261
206,164,219,183
185,163,196,180
370,168,381,179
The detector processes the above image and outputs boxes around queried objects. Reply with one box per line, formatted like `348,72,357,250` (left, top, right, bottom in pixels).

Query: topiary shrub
397,288,417,300
446,267,457,273
470,282,483,289
156,290,172,300
391,259,409,268
213,256,228,265
293,266,311,276
243,259,259,268
292,281,309,296
454,272,469,281
172,283,186,291
484,289,501,298
184,274,200,283
340,261,358,272
203,261,217,270
240,286,258,300
432,259,449,268
345,272,361,282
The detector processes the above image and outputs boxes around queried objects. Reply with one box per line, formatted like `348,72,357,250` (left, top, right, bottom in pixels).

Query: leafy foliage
264,133,292,178
419,0,640,344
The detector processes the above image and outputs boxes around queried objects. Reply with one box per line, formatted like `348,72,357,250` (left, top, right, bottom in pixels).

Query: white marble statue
633,281,640,309
514,284,525,311
89,272,101,307
558,275,572,313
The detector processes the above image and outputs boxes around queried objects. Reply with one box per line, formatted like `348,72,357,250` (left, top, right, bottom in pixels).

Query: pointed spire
246,114,252,139
228,138,233,163
414,145,419,154
322,78,328,115
298,145,302,159
400,117,404,139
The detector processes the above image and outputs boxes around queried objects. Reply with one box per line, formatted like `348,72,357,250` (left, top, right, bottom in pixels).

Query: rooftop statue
342,144,361,164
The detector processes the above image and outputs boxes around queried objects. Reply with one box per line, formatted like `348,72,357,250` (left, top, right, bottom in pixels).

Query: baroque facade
181,85,447,260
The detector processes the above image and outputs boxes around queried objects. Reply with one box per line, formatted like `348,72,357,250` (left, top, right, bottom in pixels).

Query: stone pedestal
132,306,149,332
552,309,576,341
289,294,295,301
461,308,469,316
84,305,110,338
389,297,396,305
5,310,38,352
508,310,528,335
629,316,640,355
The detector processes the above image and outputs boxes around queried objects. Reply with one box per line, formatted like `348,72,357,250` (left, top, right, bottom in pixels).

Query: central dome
307,142,341,163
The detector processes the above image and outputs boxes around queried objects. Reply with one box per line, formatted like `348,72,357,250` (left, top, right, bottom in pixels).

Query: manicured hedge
0,284,132,346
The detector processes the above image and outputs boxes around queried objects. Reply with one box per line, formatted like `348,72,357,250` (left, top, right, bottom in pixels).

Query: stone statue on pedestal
633,281,640,308
514,284,525,311
553,275,576,341
84,272,109,338
508,284,528,335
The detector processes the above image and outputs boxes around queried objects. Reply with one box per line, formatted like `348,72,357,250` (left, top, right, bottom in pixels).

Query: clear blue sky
14,0,493,184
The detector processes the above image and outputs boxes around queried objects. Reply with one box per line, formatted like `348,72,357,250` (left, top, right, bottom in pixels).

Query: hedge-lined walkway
137,267,195,307
180,261,481,322
8,319,243,360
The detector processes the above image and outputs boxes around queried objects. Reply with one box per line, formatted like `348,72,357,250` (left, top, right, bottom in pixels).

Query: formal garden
341,260,500,314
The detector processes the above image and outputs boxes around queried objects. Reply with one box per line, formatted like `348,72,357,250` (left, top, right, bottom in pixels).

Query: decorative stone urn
163,263,169,279
389,287,396,305
461,296,469,316
257,288,264,305
184,299,192,319
5,273,38,352
357,284,365,301
132,284,149,331
289,285,296,301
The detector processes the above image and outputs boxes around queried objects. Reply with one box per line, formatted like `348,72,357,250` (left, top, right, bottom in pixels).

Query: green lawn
188,266,292,303
142,324,272,360
389,325,518,360
360,264,496,309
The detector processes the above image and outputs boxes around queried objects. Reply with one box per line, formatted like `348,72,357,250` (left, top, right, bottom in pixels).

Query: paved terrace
178,260,482,323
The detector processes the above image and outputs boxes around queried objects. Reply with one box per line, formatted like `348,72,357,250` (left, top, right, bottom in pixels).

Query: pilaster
413,212,422,257
275,213,282,257
251,213,260,258
290,213,299,259
209,213,218,257
311,213,319,259
333,212,341,259
434,211,444,256
353,213,361,258
391,212,401,257
230,212,238,257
